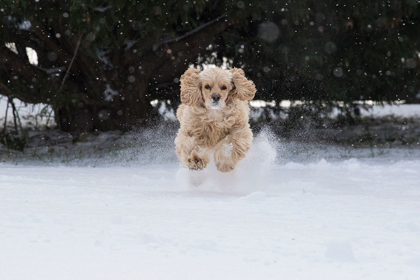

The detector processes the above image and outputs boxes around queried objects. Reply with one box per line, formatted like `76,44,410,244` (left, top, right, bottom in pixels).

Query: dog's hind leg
175,131,210,170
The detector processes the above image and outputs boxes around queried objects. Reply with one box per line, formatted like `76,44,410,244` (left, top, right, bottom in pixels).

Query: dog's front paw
187,151,208,171
216,162,236,173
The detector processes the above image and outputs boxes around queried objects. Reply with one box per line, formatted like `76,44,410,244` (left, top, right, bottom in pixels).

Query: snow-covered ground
1,135,420,280
1,98,419,131
363,104,420,118
0,97,54,128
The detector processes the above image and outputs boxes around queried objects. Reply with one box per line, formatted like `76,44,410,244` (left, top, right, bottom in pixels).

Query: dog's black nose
211,93,221,102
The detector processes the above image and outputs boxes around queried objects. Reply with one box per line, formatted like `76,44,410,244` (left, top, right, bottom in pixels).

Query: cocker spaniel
175,66,256,173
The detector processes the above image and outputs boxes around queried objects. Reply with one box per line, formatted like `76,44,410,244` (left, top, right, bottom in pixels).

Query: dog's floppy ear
230,68,256,101
180,68,201,106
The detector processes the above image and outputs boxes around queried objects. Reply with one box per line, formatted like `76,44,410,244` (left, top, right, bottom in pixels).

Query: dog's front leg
214,126,253,173
175,131,210,170
186,149,210,171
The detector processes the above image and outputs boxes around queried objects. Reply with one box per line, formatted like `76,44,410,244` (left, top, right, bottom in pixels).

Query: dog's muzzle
210,93,221,109
211,93,221,102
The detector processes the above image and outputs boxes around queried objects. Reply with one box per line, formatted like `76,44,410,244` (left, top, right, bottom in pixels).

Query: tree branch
0,46,54,103
153,14,227,51
150,17,229,85
2,98,9,135
9,98,23,133
59,33,83,93
0,81,13,95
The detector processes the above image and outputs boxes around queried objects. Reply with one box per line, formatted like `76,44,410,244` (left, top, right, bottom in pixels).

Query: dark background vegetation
1,0,420,150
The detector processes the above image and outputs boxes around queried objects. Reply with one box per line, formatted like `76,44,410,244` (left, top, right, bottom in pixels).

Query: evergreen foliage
1,0,419,131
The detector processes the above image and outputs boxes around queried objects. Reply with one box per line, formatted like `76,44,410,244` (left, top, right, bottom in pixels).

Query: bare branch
153,14,227,51
9,98,23,134
0,82,13,95
59,33,83,93
3,99,9,135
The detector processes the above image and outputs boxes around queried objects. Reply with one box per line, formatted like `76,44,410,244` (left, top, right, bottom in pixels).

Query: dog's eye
205,85,211,90
221,86,227,90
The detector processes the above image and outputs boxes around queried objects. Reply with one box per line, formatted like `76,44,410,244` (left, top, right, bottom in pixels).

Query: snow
5,43,38,65
93,6,112,12
5,42,18,54
18,20,31,30
0,98,54,128
157,102,176,121
1,97,418,130
124,39,138,51
1,134,420,280
26,47,38,65
222,142,233,157
96,48,114,69
103,84,119,101
362,104,420,118
248,101,420,122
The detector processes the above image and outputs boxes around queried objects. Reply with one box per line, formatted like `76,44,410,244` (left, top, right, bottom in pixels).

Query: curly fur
230,68,256,101
175,67,256,173
180,68,201,106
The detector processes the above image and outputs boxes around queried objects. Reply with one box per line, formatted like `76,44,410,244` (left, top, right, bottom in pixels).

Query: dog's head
180,67,256,109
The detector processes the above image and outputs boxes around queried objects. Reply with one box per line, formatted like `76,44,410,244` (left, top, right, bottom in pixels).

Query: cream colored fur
175,67,256,173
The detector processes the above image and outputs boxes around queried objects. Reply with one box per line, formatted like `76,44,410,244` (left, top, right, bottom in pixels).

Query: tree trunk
56,79,153,132
1,5,228,132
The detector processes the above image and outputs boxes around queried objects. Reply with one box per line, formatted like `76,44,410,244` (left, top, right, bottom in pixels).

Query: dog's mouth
210,101,221,109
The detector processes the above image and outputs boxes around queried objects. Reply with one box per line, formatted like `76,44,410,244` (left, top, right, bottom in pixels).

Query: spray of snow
175,128,278,194
2,121,420,280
